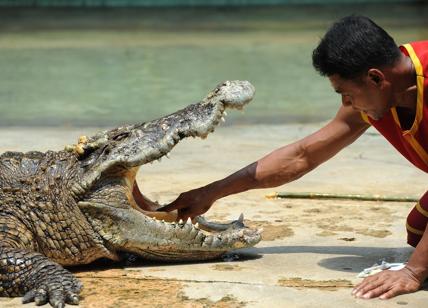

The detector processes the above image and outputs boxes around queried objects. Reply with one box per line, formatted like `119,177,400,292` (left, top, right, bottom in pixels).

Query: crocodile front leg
0,217,82,307
0,246,82,307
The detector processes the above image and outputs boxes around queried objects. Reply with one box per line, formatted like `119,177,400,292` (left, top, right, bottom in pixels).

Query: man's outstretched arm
160,105,369,219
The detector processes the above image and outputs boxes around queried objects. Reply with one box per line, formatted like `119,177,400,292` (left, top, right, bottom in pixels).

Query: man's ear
367,69,385,87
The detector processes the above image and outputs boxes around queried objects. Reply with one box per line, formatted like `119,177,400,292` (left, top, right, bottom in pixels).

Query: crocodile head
70,81,262,261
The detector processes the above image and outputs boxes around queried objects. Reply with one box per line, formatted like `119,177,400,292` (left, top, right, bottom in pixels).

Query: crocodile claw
22,277,82,307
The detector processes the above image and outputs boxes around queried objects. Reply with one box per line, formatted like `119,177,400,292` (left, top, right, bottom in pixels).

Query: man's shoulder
401,41,428,77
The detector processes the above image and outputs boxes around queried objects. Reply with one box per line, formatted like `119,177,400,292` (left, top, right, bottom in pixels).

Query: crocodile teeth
195,222,200,229
212,236,221,248
238,213,244,222
221,117,226,122
182,223,192,234
195,232,205,242
186,217,192,225
179,219,184,224
203,236,213,247
224,111,228,116
189,225,199,238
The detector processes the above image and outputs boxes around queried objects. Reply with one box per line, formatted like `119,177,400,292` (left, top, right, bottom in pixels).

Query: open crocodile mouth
74,81,262,259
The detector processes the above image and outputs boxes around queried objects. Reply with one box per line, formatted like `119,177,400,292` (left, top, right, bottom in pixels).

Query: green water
0,5,427,127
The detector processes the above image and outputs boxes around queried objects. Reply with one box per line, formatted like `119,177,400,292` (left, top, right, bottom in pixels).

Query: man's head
312,15,402,120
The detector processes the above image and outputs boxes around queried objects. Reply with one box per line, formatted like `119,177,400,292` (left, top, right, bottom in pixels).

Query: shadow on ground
249,245,414,273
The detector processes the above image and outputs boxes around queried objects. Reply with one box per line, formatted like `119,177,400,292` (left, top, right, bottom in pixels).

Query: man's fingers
379,280,420,299
157,203,177,212
352,277,379,296
353,280,384,298
177,208,194,221
360,284,389,299
157,199,187,212
378,283,415,300
379,288,401,300
353,269,421,300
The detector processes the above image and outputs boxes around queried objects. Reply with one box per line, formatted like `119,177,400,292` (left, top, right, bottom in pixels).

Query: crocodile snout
215,80,255,110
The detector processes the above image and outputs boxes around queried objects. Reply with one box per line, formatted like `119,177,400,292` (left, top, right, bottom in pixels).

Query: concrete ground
0,123,427,307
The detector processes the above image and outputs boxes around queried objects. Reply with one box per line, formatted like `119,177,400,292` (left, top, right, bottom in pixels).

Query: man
160,15,428,299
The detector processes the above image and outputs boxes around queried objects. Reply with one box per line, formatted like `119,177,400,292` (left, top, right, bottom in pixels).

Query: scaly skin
0,81,261,307
0,151,112,307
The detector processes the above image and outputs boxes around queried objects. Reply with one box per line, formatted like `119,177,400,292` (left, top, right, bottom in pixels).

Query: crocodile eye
112,132,129,141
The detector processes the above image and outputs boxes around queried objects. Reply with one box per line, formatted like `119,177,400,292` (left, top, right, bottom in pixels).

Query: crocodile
0,80,261,307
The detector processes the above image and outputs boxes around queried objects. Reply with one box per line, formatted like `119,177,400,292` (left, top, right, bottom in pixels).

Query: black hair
312,15,401,79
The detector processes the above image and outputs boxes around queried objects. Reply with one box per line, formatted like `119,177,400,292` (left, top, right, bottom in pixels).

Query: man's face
328,73,391,120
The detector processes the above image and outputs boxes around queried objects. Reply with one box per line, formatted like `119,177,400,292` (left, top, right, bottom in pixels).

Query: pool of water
0,4,427,127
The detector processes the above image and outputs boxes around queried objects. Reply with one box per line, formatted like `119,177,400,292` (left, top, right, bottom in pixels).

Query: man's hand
158,187,215,220
352,267,421,299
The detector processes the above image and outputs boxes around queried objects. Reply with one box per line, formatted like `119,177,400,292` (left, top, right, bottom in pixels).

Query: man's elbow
282,144,314,182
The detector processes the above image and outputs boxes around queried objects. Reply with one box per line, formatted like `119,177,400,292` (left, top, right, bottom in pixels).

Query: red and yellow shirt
361,41,428,173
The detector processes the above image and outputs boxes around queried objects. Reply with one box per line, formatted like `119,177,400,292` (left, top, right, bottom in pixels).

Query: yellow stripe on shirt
401,44,424,136
360,112,370,124
406,222,425,236
416,201,428,218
